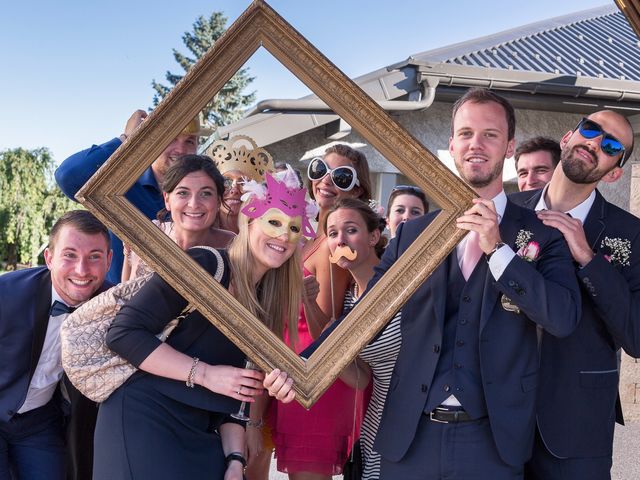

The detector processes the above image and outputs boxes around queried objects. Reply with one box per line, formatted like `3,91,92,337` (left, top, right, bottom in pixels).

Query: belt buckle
429,408,449,424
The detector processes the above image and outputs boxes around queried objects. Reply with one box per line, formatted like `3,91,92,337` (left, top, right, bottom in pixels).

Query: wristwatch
486,241,506,261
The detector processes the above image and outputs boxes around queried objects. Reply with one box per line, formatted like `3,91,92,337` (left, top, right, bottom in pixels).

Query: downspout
243,76,439,117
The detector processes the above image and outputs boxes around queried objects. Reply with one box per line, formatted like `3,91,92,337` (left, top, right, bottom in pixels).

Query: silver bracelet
186,357,200,388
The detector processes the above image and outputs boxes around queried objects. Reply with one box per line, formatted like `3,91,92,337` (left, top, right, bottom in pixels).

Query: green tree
151,11,256,127
0,148,76,269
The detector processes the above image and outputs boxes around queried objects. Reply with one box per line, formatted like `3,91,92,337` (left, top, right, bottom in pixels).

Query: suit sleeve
577,232,640,357
495,227,581,338
54,138,122,200
106,248,220,366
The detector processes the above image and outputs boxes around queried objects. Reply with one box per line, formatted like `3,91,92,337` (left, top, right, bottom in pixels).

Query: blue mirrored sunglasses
574,117,627,167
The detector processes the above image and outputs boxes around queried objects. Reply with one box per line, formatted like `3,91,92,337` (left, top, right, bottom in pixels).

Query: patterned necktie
460,231,483,281
50,300,76,317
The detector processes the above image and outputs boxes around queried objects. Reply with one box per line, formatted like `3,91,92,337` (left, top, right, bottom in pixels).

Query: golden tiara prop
207,135,274,182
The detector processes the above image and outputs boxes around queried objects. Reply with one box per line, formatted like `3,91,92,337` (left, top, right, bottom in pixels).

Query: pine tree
151,12,256,127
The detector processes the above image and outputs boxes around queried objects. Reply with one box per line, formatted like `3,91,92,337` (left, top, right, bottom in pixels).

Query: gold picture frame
77,0,475,408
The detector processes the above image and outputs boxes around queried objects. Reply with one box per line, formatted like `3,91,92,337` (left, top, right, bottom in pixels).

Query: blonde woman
93,169,315,480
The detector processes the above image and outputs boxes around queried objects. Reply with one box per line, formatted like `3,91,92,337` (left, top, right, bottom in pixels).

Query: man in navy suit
510,111,638,480
0,210,112,479
368,88,581,479
55,110,209,284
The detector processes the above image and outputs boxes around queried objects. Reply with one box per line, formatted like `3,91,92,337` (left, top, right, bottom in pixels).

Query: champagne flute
231,359,256,421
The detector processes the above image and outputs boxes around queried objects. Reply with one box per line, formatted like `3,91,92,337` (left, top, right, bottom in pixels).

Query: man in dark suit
369,88,581,479
510,111,638,480
0,210,112,479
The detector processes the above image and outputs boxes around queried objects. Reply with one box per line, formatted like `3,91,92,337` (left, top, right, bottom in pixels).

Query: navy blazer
372,200,581,467
511,189,640,457
0,267,111,422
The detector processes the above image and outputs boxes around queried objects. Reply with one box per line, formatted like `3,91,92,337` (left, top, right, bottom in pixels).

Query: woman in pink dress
269,145,373,479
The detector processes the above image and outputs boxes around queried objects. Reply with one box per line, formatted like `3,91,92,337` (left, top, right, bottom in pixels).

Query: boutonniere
515,230,540,262
501,230,539,314
600,237,631,267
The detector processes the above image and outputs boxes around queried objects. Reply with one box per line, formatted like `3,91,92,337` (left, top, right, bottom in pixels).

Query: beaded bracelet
186,357,200,388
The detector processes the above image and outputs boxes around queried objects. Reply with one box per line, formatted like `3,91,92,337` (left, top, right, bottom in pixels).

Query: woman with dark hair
93,169,315,480
269,145,372,479
121,155,235,281
385,185,428,238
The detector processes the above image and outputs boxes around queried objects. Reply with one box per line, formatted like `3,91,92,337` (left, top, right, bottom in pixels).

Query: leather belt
428,407,477,424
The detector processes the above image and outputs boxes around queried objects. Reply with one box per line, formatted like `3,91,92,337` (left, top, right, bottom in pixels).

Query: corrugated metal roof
413,6,640,82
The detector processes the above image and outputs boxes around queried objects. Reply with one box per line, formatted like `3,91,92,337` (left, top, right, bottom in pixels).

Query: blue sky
1,0,610,163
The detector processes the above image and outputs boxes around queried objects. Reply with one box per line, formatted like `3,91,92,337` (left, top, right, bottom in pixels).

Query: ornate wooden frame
614,0,640,38
77,0,475,408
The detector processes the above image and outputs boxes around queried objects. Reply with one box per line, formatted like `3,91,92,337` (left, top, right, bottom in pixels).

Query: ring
237,388,241,395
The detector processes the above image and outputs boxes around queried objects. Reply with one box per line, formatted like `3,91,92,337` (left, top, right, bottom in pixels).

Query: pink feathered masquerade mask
241,166,318,239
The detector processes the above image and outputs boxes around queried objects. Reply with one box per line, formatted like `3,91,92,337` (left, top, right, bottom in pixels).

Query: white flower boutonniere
600,237,631,267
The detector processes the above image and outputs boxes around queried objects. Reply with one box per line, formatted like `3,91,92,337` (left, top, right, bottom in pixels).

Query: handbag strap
190,246,225,282
180,246,227,317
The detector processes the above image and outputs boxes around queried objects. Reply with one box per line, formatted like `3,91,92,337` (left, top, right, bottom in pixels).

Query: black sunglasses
307,157,360,191
574,117,628,167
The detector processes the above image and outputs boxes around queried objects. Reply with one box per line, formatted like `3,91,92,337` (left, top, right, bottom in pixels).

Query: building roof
413,6,639,82
218,5,640,146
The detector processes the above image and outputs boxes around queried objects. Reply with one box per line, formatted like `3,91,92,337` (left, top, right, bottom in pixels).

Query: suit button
456,387,463,392
582,277,590,284
455,363,462,369
456,340,465,347
462,296,471,303
433,345,440,353
421,384,428,393
444,385,451,392
508,280,516,287
460,318,468,325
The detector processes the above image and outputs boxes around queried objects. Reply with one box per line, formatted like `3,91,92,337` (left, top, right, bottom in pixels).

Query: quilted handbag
60,247,224,402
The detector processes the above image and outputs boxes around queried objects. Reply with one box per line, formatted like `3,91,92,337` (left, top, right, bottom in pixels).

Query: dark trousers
63,376,98,480
380,413,523,480
524,428,612,480
0,399,65,480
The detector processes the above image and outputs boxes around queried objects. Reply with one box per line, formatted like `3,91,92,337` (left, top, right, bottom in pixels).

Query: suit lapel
28,270,52,382
524,189,543,210
480,201,522,332
582,190,607,250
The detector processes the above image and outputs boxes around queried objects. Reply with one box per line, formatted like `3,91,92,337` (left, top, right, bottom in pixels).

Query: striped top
344,289,402,480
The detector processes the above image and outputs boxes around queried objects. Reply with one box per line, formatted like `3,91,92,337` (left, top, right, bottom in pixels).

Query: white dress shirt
534,184,596,222
17,288,69,413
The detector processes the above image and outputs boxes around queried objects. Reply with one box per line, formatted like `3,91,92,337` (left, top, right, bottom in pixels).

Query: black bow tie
50,300,76,317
